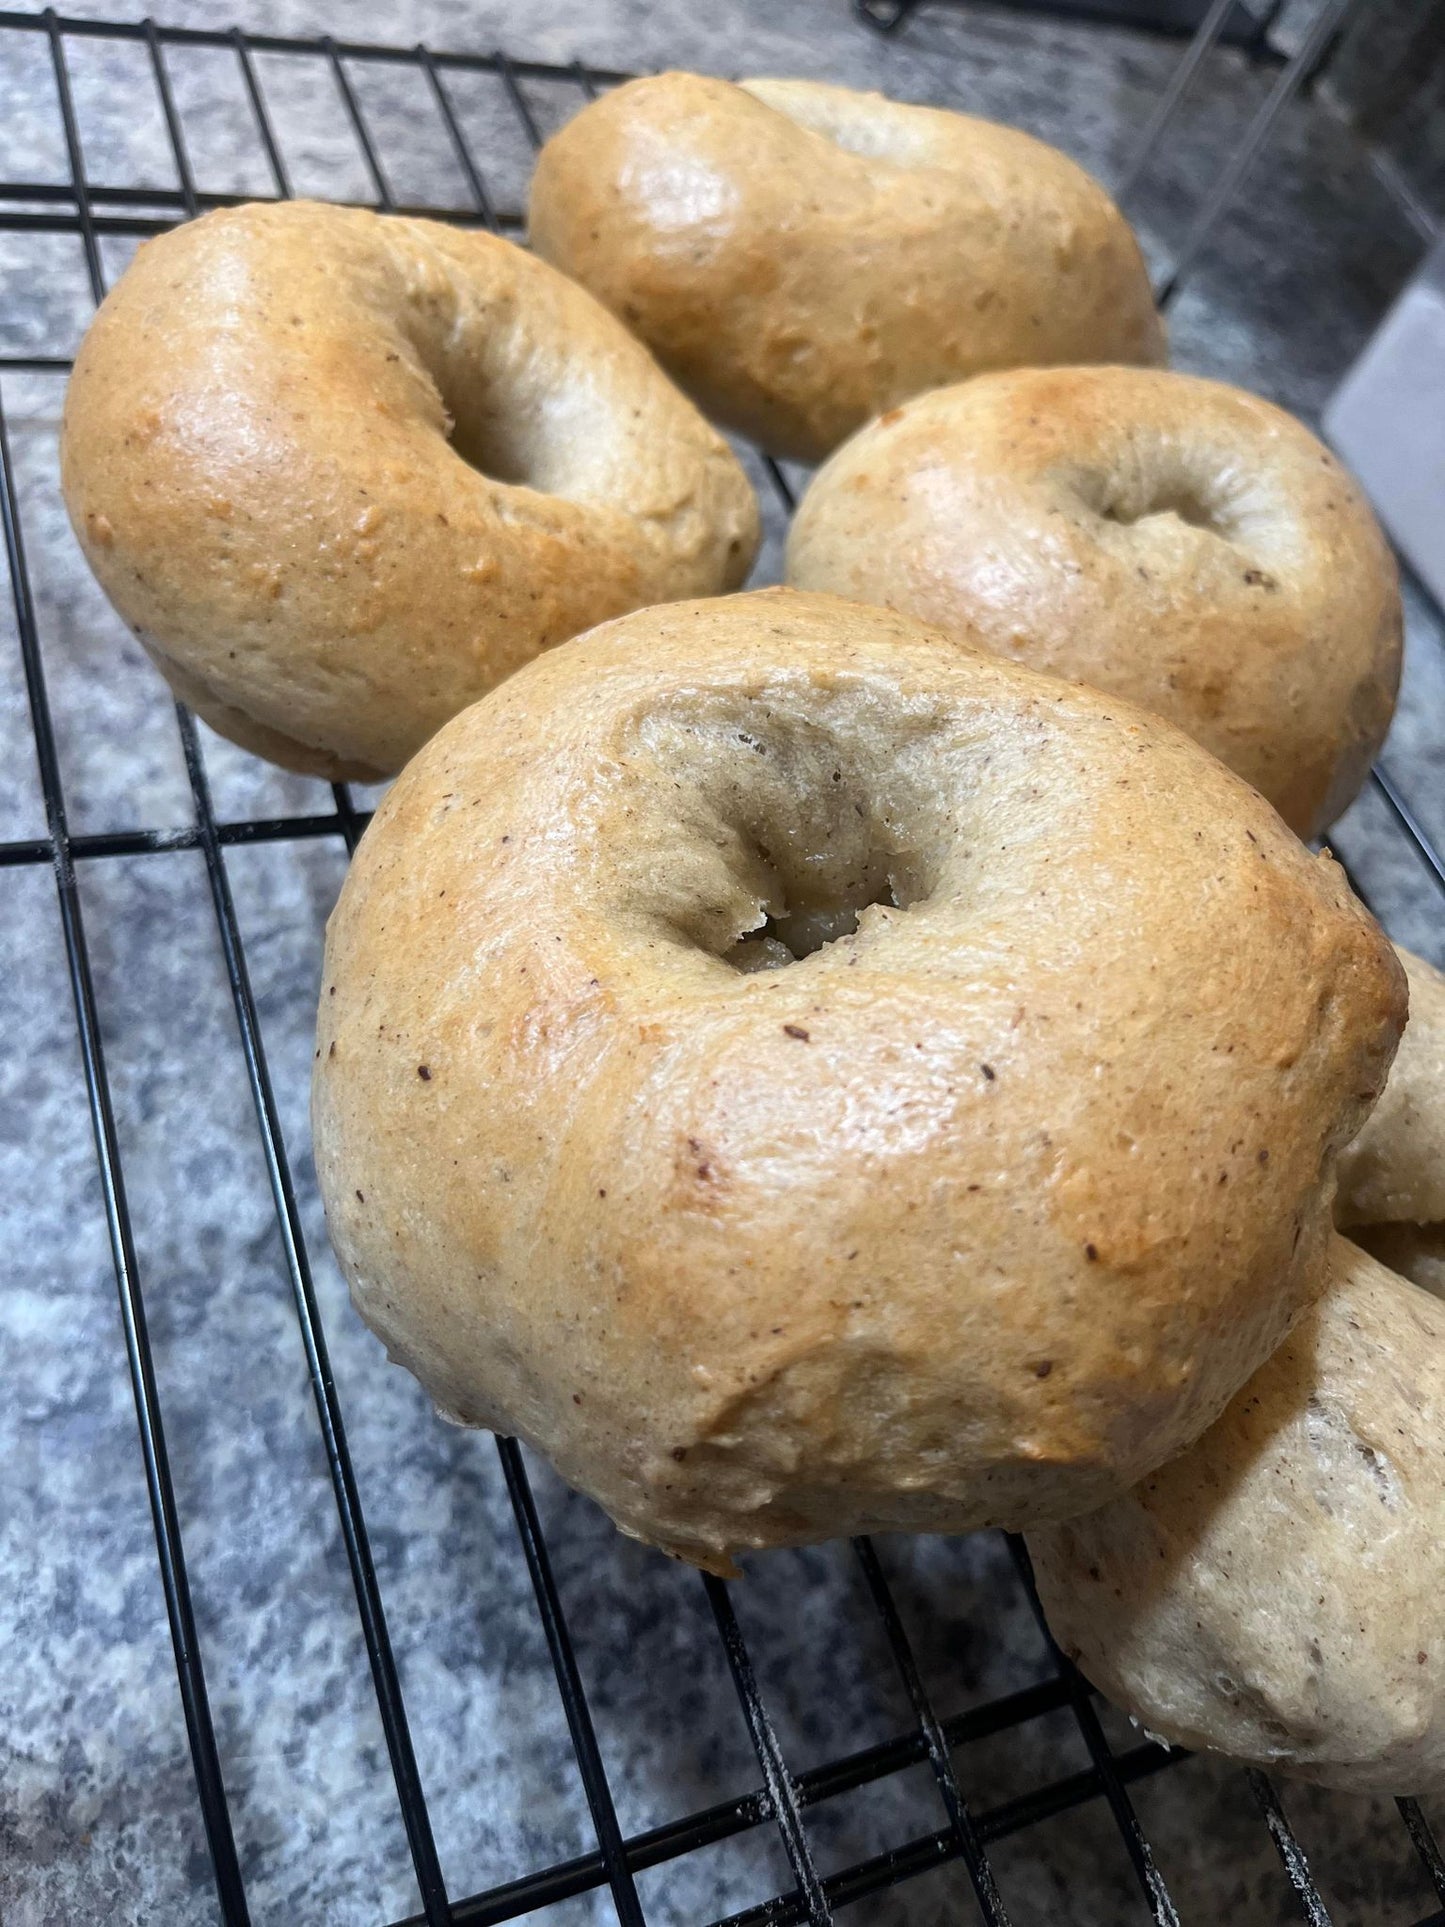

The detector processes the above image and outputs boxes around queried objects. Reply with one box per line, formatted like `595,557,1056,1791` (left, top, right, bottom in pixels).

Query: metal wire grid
0,9,1441,1926
853,0,1290,51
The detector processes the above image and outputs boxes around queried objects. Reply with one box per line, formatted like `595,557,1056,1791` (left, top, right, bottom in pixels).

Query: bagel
786,366,1401,839
60,200,759,781
1027,1236,1445,1795
311,589,1402,1574
527,74,1165,463
1337,944,1445,1228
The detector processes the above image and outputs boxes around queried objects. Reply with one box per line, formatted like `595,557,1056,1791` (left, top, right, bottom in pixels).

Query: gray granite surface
0,3,1442,1924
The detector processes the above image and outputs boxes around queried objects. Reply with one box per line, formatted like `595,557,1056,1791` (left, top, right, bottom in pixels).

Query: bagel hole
1098,486,1219,534
425,363,539,488
633,702,939,971
1068,460,1234,539
726,872,905,971
445,410,531,487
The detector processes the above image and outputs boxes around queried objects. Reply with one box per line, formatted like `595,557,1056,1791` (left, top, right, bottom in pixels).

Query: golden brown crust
60,200,759,778
786,366,1401,838
528,74,1164,462
1337,945,1445,1226
311,589,1402,1572
1028,1237,1445,1795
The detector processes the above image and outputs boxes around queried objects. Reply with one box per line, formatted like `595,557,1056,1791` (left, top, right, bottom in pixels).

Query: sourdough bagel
527,75,1164,463
1337,944,1445,1228
786,366,1401,839
1028,1236,1445,1795
60,200,759,780
311,589,1402,1573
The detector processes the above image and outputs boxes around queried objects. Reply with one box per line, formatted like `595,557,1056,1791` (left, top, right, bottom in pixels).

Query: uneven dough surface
529,74,1164,461
1029,1238,1445,1795
312,590,1401,1572
61,200,759,779
787,366,1401,837
1337,945,1445,1227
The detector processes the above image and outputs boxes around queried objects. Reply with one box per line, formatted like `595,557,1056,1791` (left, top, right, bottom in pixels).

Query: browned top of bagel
312,589,1403,1572
529,74,1165,461
787,365,1401,839
60,199,759,779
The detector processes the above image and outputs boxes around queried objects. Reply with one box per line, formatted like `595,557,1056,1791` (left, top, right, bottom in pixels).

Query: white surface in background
1326,234,1445,610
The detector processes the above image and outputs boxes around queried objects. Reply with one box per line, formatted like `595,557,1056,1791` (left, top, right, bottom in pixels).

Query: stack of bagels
62,69,1440,1800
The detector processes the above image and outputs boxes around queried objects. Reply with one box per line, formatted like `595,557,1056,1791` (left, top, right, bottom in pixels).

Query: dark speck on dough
783,1023,810,1040
355,1190,365,1203
1085,1243,1099,1261
980,1062,996,1081
671,1446,687,1462
418,1064,432,1080
1033,1359,1053,1378
1258,1148,1270,1164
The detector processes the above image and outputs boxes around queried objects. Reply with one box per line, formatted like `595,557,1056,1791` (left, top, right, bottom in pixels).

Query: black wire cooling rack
1,8,1444,1925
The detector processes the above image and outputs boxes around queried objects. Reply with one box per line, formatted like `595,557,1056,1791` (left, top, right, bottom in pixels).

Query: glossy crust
528,74,1164,462
786,366,1401,838
311,590,1402,1573
60,200,759,780
1028,1237,1445,1795
1337,945,1445,1227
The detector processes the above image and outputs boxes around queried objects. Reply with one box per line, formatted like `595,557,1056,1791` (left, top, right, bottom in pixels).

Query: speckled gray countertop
1,3,1442,1924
